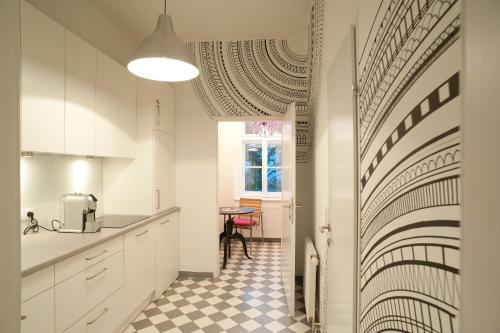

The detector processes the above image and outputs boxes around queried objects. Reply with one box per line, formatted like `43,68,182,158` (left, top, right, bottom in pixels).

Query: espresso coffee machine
58,193,101,233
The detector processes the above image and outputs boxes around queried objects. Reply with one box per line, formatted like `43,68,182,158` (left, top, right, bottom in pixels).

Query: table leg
222,215,235,269
222,237,230,269
219,231,225,248
220,213,253,269
232,231,252,260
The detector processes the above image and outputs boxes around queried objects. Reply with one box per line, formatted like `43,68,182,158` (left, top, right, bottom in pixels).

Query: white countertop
21,207,180,277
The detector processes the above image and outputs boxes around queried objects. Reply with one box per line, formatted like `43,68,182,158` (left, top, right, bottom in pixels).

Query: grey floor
125,242,311,333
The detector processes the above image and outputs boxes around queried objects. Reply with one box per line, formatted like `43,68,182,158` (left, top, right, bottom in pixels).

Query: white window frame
240,127,282,198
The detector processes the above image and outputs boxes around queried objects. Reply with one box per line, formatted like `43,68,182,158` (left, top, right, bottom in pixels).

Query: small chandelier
250,121,282,136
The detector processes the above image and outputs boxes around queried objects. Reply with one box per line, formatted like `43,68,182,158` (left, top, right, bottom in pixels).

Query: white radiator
304,237,319,323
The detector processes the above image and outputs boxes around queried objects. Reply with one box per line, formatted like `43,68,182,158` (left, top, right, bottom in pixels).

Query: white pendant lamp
127,0,199,82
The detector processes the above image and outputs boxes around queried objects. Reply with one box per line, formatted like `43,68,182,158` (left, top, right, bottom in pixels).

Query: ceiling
86,0,311,44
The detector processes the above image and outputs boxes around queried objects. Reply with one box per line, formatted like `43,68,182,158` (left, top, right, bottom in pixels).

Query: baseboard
243,237,281,243
116,291,154,333
179,271,214,278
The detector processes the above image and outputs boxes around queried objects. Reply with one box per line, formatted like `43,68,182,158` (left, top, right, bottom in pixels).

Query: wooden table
219,207,254,269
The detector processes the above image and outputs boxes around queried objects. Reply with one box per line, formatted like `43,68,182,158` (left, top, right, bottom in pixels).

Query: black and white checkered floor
125,242,311,333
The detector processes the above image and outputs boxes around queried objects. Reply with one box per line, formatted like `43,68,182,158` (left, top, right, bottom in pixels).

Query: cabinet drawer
21,288,54,333
22,265,54,302
55,236,123,284
55,251,124,332
64,288,125,333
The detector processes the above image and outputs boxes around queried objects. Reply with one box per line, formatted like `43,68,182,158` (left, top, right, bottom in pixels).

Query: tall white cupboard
103,79,176,216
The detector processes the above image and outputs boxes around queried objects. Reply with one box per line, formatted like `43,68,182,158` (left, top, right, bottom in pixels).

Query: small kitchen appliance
58,193,101,233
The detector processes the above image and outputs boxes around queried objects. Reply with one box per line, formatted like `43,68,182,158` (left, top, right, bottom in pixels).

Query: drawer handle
86,250,107,261
21,315,27,321
86,307,109,326
86,267,107,281
135,230,149,237
160,219,170,225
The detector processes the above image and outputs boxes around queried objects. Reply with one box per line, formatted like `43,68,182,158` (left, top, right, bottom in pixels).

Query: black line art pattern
188,0,325,163
189,39,310,161
358,0,462,332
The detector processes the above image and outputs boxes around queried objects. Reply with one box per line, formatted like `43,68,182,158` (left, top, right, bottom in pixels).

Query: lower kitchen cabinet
21,288,54,333
21,214,180,333
154,212,179,299
55,250,124,332
124,223,156,314
64,288,126,333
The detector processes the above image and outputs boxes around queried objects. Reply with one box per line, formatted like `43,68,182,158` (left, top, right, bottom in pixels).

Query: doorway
215,112,303,322
216,119,284,266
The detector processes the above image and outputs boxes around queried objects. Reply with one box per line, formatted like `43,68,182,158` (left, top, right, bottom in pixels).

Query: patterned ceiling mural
188,0,325,162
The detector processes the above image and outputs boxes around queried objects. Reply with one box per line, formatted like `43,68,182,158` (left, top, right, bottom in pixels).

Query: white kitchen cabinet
103,78,176,215
154,213,179,299
154,130,175,214
124,223,155,314
55,251,124,332
152,82,175,134
21,266,54,302
64,288,126,333
21,288,54,333
96,51,136,158
55,236,123,284
65,31,96,156
21,1,65,154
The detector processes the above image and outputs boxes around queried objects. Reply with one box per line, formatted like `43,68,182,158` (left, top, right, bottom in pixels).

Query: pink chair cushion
234,218,257,227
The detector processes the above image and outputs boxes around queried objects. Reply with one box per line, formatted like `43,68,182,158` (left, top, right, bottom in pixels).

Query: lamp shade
127,14,199,82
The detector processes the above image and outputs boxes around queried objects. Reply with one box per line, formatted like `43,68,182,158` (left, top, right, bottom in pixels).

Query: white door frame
0,0,21,332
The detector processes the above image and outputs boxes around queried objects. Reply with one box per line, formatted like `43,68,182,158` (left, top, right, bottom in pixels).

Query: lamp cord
164,0,166,14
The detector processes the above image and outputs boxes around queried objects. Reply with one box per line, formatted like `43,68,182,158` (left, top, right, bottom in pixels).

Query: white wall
21,155,104,229
175,81,218,274
217,122,242,207
462,0,500,331
0,0,21,331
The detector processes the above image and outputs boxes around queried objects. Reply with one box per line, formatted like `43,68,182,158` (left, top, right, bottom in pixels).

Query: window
242,122,282,197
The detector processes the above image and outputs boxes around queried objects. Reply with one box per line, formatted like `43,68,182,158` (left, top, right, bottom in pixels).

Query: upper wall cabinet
96,51,137,158
65,31,96,156
21,1,65,153
152,82,175,135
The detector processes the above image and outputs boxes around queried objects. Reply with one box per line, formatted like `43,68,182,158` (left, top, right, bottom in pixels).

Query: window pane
267,168,282,192
267,143,282,167
245,168,262,191
245,143,262,166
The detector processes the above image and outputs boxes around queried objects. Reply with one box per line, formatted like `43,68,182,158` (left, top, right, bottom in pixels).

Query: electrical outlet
21,208,34,222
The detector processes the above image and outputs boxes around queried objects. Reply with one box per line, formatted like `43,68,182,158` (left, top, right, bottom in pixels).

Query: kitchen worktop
21,207,180,277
